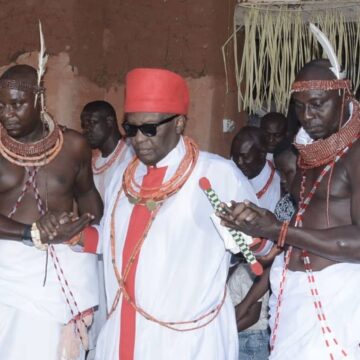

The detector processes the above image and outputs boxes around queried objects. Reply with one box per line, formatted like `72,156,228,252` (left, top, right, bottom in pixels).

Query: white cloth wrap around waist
269,253,360,359
0,240,99,324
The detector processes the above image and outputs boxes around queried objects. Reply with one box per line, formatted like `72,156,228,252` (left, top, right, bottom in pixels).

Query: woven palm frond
225,2,360,114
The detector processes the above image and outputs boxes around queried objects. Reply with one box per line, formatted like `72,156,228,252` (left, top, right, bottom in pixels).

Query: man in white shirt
231,126,280,212
80,101,134,200
80,101,134,359
229,126,281,359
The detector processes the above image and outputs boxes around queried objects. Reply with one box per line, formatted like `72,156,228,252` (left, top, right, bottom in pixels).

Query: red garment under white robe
88,139,134,360
94,137,258,360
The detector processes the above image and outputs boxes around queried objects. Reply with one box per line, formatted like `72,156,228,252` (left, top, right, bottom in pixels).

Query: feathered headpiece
309,23,346,80
291,23,351,95
35,20,49,110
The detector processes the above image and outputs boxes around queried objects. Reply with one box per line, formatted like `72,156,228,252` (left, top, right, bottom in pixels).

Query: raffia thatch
225,2,360,114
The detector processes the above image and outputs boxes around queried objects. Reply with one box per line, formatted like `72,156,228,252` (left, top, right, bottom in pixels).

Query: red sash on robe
119,166,167,360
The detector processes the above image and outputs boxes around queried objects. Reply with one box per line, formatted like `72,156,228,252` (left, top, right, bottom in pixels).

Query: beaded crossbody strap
9,167,90,347
108,186,227,331
270,136,358,357
92,139,126,175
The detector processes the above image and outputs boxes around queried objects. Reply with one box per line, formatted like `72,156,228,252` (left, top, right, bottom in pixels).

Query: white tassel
309,23,346,80
57,313,93,360
35,20,49,108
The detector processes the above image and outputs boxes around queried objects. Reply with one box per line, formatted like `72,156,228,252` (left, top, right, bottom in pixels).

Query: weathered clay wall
0,0,244,156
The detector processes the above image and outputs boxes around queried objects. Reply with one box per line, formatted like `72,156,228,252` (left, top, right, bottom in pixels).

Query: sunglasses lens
140,124,157,137
123,116,176,138
122,123,137,137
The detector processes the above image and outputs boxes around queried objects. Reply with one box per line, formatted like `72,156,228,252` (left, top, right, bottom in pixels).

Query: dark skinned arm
44,133,103,244
236,301,262,332
33,132,103,244
73,135,103,224
0,205,95,244
26,133,102,244
219,147,360,263
219,200,360,263
0,216,33,241
235,266,270,332
241,266,270,308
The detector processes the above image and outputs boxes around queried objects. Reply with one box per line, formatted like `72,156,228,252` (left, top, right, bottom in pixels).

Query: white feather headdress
309,23,346,80
35,20,49,110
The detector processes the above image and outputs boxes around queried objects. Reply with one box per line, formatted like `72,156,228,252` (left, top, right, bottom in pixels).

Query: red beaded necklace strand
91,139,126,175
270,136,358,358
256,160,276,199
123,136,199,210
0,113,63,167
109,137,228,331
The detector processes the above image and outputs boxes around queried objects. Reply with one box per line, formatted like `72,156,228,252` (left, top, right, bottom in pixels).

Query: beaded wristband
22,224,32,241
31,222,48,251
22,224,34,247
277,221,290,248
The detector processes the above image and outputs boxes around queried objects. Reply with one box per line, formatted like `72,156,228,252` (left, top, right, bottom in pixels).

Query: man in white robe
80,100,134,200
82,68,258,360
80,100,134,359
229,126,280,359
230,125,281,213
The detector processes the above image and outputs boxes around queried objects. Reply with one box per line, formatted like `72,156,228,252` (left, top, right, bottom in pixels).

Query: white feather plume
309,23,346,80
35,20,48,108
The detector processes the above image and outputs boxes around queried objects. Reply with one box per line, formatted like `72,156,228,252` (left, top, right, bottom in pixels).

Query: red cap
124,68,189,115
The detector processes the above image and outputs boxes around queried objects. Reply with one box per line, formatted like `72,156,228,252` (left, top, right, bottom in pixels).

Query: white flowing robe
88,139,134,360
269,254,360,359
249,160,280,213
95,137,258,360
249,160,280,257
229,159,280,333
93,139,134,200
266,152,274,165
0,243,99,360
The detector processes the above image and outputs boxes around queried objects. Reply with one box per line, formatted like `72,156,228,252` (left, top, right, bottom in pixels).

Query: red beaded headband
290,79,352,93
0,79,44,94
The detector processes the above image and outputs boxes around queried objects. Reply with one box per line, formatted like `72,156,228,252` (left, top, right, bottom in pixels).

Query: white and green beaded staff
199,177,263,275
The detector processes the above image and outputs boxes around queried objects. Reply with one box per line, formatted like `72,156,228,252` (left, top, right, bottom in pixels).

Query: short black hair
296,59,338,81
81,100,117,121
230,126,267,157
0,64,38,82
260,112,287,130
273,138,298,159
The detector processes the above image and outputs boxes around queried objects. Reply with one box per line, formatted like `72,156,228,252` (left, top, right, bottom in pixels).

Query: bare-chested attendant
220,59,360,358
0,64,103,360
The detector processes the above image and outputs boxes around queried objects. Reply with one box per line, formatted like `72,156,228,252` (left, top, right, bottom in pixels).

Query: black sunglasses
122,114,179,137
